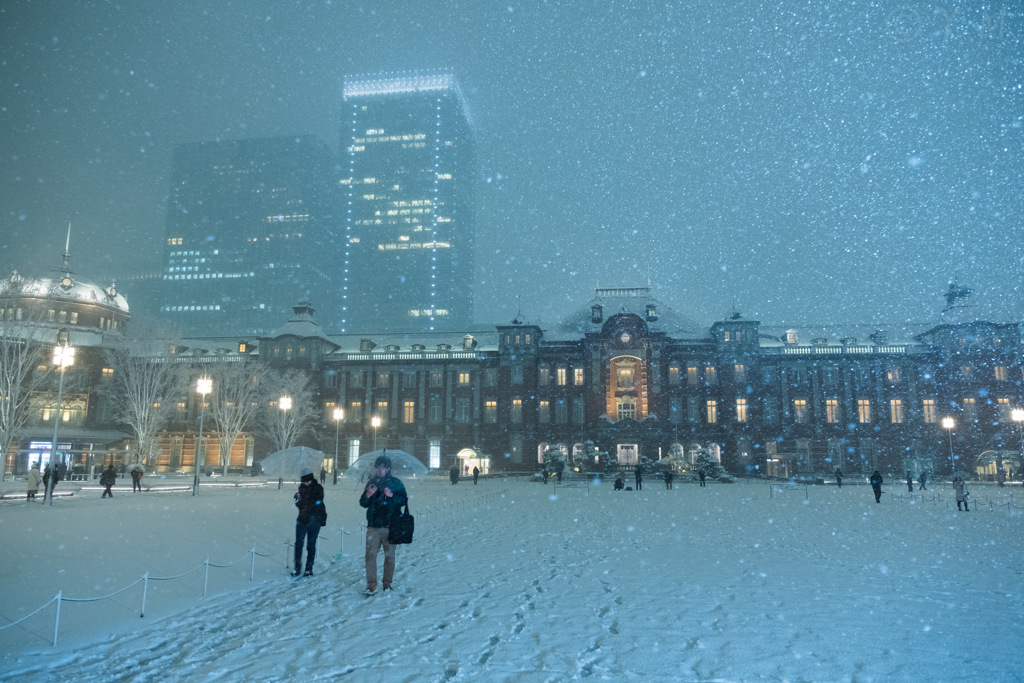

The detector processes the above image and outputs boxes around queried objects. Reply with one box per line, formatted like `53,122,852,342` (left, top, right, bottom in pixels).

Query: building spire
60,223,72,274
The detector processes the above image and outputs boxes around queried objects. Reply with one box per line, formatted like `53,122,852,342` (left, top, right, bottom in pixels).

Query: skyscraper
342,72,475,332
158,136,340,336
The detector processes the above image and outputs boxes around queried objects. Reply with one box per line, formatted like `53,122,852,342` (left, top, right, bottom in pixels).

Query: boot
304,564,314,577
957,502,962,511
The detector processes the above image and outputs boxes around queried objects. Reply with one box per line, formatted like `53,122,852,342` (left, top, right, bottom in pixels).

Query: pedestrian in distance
293,466,327,577
541,468,549,484
835,468,843,488
449,464,459,485
472,466,479,485
664,469,674,490
360,454,407,595
42,464,52,497
131,466,143,492
614,475,624,491
634,464,643,491
100,464,116,498
56,461,67,490
870,470,883,503
556,461,564,483
952,472,970,511
918,470,927,490
699,469,707,487
907,470,914,493
319,466,327,485
26,462,41,501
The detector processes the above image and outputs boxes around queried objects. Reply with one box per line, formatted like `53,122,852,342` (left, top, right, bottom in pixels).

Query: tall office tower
158,136,340,336
342,72,475,332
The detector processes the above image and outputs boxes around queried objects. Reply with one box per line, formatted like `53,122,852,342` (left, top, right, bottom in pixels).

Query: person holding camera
293,467,326,577
359,454,407,595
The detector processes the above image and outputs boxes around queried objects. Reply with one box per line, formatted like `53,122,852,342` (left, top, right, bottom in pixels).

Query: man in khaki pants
359,454,408,595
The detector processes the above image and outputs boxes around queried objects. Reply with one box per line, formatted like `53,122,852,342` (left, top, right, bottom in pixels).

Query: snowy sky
0,1,1021,328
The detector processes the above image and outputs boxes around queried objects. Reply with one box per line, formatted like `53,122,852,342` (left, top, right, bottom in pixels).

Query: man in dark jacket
918,470,927,490
100,465,116,498
634,464,643,491
835,468,843,488
449,465,459,485
293,467,326,577
870,470,883,503
664,469,674,490
472,466,479,485
360,454,407,594
906,470,914,493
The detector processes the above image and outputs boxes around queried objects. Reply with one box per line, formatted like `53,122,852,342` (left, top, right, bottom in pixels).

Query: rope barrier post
204,558,210,597
250,547,256,581
284,541,289,569
141,572,148,617
53,591,61,647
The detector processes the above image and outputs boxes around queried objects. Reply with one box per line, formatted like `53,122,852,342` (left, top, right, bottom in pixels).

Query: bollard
204,558,210,596
141,572,149,617
53,591,61,647
250,548,256,581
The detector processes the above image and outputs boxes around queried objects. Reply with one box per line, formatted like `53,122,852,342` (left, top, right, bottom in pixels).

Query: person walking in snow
664,469,674,490
293,466,327,577
100,464,117,498
556,461,564,483
698,469,707,487
952,472,970,511
26,463,41,501
131,466,143,492
360,454,407,594
472,466,479,485
906,470,914,493
319,466,327,485
918,470,927,490
870,470,883,503
634,464,643,491
834,468,843,488
449,464,459,485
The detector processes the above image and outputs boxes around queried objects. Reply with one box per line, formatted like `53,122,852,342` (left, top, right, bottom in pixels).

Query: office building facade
342,72,475,333
158,136,340,336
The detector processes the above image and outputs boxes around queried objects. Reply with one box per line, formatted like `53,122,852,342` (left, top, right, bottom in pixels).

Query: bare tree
0,274,52,468
259,369,317,454
105,330,190,466
207,361,267,475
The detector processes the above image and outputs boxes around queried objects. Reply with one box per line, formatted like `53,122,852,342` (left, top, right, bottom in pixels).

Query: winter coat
27,468,42,493
295,480,327,525
664,471,674,484
359,474,407,528
100,467,117,487
954,479,968,502
870,472,883,489
56,462,67,481
634,466,643,481
449,466,459,483
835,469,843,480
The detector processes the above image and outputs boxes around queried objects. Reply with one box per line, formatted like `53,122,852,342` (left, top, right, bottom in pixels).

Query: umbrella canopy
259,446,327,478
344,449,428,484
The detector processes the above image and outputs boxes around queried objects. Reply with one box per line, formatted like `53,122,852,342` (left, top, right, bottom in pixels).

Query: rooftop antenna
511,295,523,325
59,223,73,274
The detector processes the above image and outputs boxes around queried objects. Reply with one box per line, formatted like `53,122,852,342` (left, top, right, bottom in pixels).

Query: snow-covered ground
1,475,1021,682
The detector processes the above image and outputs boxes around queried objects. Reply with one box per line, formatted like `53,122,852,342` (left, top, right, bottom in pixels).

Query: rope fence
2,487,512,648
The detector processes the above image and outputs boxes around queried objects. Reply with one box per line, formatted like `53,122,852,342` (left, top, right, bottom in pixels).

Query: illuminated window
617,366,634,389
705,366,717,385
376,401,388,426
994,366,1007,381
736,398,748,423
887,367,901,382
668,366,680,385
922,399,937,423
511,399,522,423
617,399,636,421
794,399,808,423
826,399,839,424
101,368,114,379
485,401,497,423
458,371,470,386
707,400,718,424
963,398,977,422
574,368,584,386
890,399,903,424
539,400,550,423
429,370,444,388
857,399,871,424
998,398,1011,422
687,365,698,386
734,364,745,383
556,368,567,386
403,401,415,424
429,438,441,469
377,373,390,388
724,331,731,342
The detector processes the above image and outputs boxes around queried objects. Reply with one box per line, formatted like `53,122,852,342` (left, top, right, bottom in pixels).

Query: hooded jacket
295,478,327,525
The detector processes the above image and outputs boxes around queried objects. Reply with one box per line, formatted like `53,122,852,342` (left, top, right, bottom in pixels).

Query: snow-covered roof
323,331,499,356
756,323,932,352
543,287,705,342
2,271,129,313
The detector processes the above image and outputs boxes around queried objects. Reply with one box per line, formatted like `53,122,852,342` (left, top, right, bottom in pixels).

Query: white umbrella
259,447,327,478
344,448,427,485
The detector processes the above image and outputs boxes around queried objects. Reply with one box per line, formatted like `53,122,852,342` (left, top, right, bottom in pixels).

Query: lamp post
276,396,291,490
333,408,344,485
371,415,381,451
47,333,74,506
942,417,956,475
192,377,212,496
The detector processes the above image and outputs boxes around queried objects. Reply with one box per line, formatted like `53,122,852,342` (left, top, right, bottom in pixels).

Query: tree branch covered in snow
207,361,267,475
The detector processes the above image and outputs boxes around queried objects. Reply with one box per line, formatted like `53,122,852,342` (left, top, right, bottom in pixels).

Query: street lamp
192,377,212,496
941,417,956,475
333,407,344,485
47,334,74,506
371,415,381,451
275,396,292,489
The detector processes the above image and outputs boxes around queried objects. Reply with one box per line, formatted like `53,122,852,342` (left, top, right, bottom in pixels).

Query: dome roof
3,271,129,313
546,287,704,341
